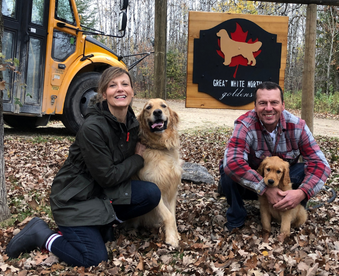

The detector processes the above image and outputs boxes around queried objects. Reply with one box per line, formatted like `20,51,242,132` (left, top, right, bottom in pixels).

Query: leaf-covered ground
1,126,339,275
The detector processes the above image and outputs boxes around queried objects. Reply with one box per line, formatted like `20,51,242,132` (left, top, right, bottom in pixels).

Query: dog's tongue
151,122,164,129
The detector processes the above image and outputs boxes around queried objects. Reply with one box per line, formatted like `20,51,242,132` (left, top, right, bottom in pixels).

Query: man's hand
273,189,306,211
264,187,284,205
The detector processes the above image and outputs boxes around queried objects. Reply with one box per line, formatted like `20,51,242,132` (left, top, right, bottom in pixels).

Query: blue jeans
219,163,306,231
51,180,161,267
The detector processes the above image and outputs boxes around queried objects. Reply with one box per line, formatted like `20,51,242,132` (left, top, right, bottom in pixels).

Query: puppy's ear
282,161,291,186
169,107,179,128
257,157,268,176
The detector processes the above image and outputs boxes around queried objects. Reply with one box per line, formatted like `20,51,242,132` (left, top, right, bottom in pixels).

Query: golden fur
257,156,307,238
128,98,183,247
216,29,262,66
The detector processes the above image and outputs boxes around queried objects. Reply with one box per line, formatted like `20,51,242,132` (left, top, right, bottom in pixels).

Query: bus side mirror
118,11,127,32
120,0,128,10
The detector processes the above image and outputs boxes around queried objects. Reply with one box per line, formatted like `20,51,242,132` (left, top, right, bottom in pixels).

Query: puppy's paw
278,232,289,243
262,231,270,243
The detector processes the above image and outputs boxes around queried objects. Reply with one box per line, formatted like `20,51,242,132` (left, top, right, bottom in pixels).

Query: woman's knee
145,182,161,207
83,250,108,267
131,180,161,208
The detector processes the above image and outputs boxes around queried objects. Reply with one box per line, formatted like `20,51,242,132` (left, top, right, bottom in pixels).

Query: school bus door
2,0,49,126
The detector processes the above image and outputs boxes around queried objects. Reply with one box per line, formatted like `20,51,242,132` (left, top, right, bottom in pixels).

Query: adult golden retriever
257,156,307,240
128,98,183,247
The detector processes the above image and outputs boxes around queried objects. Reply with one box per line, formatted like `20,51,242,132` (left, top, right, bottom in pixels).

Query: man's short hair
254,81,284,104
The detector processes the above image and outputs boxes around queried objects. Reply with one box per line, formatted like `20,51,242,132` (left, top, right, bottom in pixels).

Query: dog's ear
137,110,144,126
257,157,268,176
169,107,179,128
137,104,148,132
282,161,291,186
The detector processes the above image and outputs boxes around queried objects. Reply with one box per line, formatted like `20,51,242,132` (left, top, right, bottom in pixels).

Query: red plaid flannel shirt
222,110,331,199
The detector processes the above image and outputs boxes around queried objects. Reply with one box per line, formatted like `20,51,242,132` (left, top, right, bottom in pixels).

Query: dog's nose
153,109,162,117
268,179,275,185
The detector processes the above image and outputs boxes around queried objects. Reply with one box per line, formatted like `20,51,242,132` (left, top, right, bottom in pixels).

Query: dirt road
133,98,339,138
4,98,339,138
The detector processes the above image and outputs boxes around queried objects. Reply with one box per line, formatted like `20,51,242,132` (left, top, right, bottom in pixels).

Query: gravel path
4,98,339,138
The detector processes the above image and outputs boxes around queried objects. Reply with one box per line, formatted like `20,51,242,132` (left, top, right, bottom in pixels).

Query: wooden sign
186,12,288,109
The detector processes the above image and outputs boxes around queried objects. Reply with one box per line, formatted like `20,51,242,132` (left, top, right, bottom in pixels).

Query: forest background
77,0,339,114
1,2,339,274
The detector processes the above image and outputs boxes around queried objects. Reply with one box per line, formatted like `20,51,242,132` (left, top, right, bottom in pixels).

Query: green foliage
284,90,339,115
314,91,339,114
14,97,23,107
284,90,302,110
75,0,96,29
166,50,186,99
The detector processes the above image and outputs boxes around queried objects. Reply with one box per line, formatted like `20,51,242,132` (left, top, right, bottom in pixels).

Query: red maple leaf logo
217,23,262,78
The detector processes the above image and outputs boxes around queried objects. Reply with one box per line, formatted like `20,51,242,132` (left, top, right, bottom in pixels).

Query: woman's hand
135,142,146,157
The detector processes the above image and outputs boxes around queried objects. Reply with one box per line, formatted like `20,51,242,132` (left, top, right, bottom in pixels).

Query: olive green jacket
50,101,144,227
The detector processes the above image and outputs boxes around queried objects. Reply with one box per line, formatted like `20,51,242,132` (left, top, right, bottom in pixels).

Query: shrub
285,90,339,115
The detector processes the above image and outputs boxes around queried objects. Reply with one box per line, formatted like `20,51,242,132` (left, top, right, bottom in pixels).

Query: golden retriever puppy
129,98,183,247
216,29,262,66
257,156,307,240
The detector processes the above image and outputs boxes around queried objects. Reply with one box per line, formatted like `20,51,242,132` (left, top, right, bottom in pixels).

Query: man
219,81,331,231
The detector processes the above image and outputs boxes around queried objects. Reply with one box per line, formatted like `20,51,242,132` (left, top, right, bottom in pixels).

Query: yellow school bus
2,0,139,134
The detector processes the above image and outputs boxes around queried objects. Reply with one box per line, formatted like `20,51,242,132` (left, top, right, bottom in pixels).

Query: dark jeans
51,180,161,267
219,163,306,231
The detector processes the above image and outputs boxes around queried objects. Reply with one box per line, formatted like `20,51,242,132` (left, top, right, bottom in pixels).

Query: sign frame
186,11,289,110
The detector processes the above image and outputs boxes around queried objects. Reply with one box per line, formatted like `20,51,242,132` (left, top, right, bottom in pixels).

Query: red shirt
222,110,331,199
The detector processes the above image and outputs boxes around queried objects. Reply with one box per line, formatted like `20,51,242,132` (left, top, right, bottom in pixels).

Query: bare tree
89,1,339,99
0,0,11,222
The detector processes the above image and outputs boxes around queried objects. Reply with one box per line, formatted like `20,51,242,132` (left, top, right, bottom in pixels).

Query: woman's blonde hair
92,67,133,106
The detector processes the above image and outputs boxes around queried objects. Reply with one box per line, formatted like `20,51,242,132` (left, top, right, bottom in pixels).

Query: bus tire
61,72,101,134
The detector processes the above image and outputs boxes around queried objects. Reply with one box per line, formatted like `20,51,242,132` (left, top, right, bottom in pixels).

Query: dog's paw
166,235,179,248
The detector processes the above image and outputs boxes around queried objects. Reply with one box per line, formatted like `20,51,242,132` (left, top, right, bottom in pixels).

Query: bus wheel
4,115,40,129
61,72,101,134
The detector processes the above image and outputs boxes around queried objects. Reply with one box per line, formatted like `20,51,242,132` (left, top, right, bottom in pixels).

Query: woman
6,67,161,267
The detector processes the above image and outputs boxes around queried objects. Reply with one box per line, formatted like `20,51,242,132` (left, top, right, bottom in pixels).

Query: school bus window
31,0,45,26
55,0,75,26
2,31,14,101
52,30,76,61
26,37,42,104
2,0,16,18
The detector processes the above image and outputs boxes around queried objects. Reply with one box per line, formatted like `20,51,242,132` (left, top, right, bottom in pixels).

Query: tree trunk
0,0,11,222
154,0,167,99
325,8,335,95
301,4,317,133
